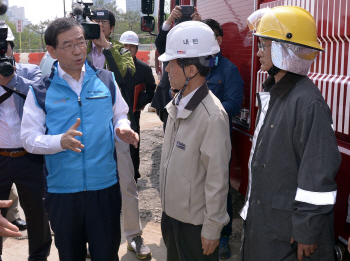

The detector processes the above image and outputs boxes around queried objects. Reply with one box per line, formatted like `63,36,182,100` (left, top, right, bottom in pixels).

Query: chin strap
267,65,280,76
175,59,200,106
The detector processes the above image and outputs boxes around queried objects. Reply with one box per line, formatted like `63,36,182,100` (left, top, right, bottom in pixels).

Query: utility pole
63,0,66,17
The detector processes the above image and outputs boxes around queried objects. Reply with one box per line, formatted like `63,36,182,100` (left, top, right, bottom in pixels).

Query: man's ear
110,25,115,35
188,64,199,77
216,36,223,45
46,45,57,59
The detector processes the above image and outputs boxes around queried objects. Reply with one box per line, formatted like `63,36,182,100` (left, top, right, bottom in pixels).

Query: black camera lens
0,61,14,77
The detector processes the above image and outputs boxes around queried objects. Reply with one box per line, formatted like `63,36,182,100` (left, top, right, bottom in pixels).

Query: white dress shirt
21,63,130,155
0,87,22,148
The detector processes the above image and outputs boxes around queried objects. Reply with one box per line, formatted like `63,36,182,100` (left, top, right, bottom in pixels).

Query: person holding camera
88,10,135,82
21,18,139,260
0,25,52,261
109,30,155,260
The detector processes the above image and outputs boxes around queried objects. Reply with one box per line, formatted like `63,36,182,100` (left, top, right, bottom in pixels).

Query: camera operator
88,10,135,79
0,25,52,261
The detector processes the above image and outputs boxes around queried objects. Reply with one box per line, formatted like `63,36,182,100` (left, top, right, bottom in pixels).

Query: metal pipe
63,0,66,17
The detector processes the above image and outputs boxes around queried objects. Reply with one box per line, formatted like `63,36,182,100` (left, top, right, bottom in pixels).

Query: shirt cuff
162,22,171,31
50,134,65,152
114,119,131,141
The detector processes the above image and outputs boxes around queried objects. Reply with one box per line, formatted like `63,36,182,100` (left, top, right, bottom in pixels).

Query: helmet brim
254,33,324,52
119,41,139,46
158,53,179,62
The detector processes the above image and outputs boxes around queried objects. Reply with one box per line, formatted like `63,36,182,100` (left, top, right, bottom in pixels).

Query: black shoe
11,218,27,231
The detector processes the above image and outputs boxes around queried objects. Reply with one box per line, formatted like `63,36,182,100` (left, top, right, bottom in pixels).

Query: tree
26,20,52,51
121,10,141,32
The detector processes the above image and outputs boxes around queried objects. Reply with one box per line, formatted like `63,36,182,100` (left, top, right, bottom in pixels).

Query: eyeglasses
95,20,110,24
58,40,87,52
258,42,271,51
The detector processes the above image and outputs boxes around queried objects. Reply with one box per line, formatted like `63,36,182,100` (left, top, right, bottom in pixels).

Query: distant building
8,5,30,26
126,0,158,16
126,0,140,12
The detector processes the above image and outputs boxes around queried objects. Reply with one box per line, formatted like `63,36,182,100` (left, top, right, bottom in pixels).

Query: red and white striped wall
14,50,156,67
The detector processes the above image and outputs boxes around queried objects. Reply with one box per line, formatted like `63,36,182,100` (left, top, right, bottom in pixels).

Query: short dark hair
176,58,210,77
108,11,115,28
202,19,223,37
45,18,84,49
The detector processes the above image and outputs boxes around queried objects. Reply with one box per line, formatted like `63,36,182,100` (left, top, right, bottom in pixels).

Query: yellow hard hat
248,6,323,51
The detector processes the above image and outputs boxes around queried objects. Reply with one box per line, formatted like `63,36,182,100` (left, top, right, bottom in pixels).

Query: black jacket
126,57,156,111
151,26,171,123
242,72,341,261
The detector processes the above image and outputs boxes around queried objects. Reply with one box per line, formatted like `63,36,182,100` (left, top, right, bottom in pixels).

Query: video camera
71,0,109,40
0,22,14,77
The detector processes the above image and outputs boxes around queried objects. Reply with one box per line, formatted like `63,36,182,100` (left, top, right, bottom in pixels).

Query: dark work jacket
126,57,156,111
242,73,341,261
151,26,171,124
206,51,244,120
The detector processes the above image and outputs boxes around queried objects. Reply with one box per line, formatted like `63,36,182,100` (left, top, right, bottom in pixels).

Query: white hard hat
120,31,139,46
158,21,220,62
7,26,15,41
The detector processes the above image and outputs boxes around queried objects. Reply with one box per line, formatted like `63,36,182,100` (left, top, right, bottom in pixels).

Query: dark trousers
130,110,141,181
44,182,122,261
0,153,52,260
161,212,219,261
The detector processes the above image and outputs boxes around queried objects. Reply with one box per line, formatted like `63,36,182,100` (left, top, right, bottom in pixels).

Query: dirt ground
2,107,244,260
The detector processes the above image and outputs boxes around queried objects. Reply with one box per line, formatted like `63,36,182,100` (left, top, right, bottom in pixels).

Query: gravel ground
137,110,245,242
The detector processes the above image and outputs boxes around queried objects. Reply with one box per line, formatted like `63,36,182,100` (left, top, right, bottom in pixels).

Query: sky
8,0,126,25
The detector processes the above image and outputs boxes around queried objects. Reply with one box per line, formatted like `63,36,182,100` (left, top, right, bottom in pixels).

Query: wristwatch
103,42,113,51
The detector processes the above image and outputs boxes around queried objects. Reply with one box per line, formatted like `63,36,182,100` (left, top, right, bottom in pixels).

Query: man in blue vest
21,18,139,261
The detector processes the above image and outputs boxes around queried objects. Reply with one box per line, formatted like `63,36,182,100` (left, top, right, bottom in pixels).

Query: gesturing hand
291,237,318,261
60,118,84,153
201,235,219,255
0,200,22,238
115,128,139,148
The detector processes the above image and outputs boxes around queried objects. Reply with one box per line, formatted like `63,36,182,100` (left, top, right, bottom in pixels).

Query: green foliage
25,20,52,51
90,1,157,45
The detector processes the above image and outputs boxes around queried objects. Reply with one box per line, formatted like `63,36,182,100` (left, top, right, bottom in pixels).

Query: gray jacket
242,73,341,261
